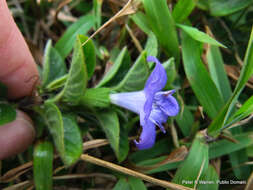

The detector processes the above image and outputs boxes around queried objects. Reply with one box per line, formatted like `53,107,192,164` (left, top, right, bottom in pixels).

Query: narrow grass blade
209,132,253,159
172,0,198,23
178,24,226,48
143,0,180,61
197,165,219,190
172,132,209,188
226,95,253,127
208,27,253,136
181,30,224,119
206,44,232,102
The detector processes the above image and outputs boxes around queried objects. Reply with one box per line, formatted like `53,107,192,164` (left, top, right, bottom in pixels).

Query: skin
0,0,38,159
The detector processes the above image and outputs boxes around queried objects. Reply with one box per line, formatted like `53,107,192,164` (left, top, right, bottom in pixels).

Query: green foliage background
1,0,253,189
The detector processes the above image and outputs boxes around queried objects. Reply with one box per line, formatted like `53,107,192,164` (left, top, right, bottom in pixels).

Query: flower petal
155,91,180,116
149,107,167,133
145,56,167,93
134,120,156,150
141,56,167,125
110,91,146,114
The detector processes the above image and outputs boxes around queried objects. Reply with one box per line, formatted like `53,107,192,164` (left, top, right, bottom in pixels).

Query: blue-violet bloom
110,56,180,150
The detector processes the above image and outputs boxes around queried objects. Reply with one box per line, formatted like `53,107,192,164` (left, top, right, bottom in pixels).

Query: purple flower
110,56,180,150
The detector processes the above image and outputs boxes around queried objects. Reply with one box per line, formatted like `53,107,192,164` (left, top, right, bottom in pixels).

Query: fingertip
0,110,35,160
0,0,39,99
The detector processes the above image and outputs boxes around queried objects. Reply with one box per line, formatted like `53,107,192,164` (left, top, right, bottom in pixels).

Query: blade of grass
181,30,224,119
172,0,198,23
143,0,180,62
208,27,253,137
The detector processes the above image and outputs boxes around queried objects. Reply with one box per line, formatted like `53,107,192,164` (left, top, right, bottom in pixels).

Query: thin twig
83,139,109,151
170,121,179,148
80,154,193,190
82,0,138,46
54,0,72,23
1,161,33,182
3,180,32,190
225,114,253,130
245,171,253,190
125,24,143,53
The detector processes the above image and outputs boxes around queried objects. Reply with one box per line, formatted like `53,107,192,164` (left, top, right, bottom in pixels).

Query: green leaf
209,0,253,16
173,132,209,188
117,124,129,162
229,128,251,180
130,12,151,34
136,155,181,174
197,0,208,10
209,132,253,159
97,47,129,87
96,110,120,161
226,96,253,127
45,74,68,92
163,57,177,87
114,52,149,91
208,27,253,136
113,178,131,190
177,24,226,48
78,35,96,79
172,0,198,23
143,0,180,61
55,15,94,58
175,106,194,137
128,177,147,190
42,40,67,88
0,104,16,126
93,0,103,30
43,102,65,158
0,82,7,99
33,141,53,190
144,33,158,57
181,30,224,119
80,88,111,108
197,165,219,190
56,36,88,104
42,103,82,166
206,45,232,102
62,115,83,165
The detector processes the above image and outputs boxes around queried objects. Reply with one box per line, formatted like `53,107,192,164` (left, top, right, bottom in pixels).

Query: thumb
0,0,38,99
